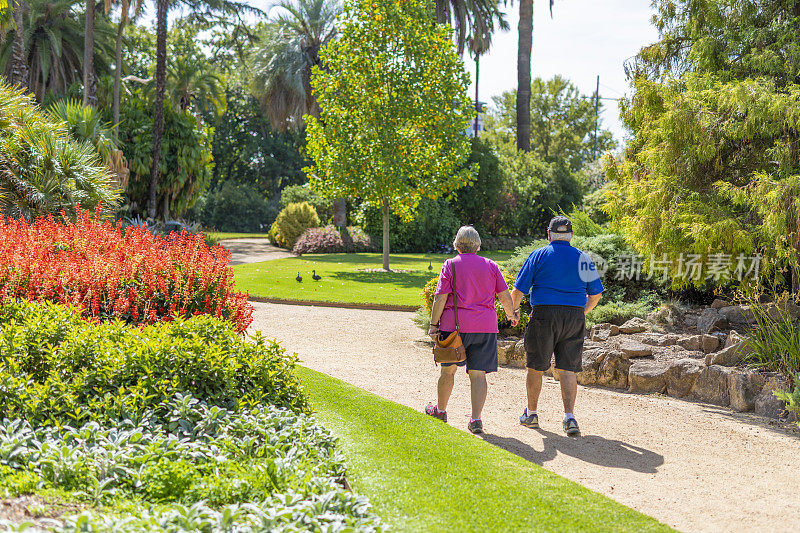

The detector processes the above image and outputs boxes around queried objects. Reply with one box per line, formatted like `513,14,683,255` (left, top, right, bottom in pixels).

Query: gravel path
220,239,294,265
250,302,800,533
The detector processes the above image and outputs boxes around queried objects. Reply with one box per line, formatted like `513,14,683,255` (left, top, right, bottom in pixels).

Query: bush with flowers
0,210,252,332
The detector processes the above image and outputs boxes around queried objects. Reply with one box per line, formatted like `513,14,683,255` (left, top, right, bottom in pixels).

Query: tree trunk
148,0,168,223
474,54,480,137
516,0,533,152
434,0,448,24
113,18,125,142
381,199,390,271
9,0,28,89
163,194,170,222
333,198,347,227
82,0,95,106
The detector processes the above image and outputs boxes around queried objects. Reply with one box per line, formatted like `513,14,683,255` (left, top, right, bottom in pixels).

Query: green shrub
585,297,658,329
281,184,334,223
271,202,321,249
744,295,800,377
191,182,278,232
451,138,503,232
357,198,461,253
774,376,800,429
0,300,308,425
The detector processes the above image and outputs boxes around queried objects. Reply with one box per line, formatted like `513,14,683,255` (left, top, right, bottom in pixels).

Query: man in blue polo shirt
510,216,604,436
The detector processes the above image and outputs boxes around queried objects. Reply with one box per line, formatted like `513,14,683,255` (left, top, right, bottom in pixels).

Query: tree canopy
305,0,473,269
606,0,800,292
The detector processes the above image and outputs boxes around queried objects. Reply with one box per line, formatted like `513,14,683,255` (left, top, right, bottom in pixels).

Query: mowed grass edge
297,367,674,533
233,252,514,307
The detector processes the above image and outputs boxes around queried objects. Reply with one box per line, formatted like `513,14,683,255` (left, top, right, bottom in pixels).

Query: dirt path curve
220,239,293,265
250,302,800,533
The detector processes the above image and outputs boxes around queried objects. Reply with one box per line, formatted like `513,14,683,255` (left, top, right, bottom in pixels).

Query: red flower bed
0,211,253,332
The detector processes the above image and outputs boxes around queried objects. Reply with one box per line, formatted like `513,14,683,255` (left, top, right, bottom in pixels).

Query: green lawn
206,231,271,241
232,252,514,307
298,367,672,533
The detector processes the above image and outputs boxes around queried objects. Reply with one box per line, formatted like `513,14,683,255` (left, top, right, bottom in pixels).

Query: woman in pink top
425,226,519,434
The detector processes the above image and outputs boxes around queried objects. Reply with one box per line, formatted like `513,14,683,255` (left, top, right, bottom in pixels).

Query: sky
461,0,660,143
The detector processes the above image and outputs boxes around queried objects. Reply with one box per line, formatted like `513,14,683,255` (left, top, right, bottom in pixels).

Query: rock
596,351,630,389
638,333,680,347
505,340,527,368
676,334,720,353
616,339,653,358
666,358,705,398
724,330,745,349
576,349,605,386
497,340,516,366
711,298,730,309
683,314,699,328
728,370,767,412
718,305,756,325
619,317,649,334
689,365,733,406
697,308,728,334
591,328,611,342
628,361,669,394
755,373,791,419
706,339,752,367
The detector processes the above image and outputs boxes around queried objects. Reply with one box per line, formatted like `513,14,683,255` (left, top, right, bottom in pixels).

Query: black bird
312,270,322,281
295,272,302,283
428,261,433,271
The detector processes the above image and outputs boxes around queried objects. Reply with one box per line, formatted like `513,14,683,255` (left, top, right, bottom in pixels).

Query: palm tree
111,0,143,141
8,0,28,88
516,0,554,151
249,0,339,131
466,0,506,136
82,0,95,105
167,53,226,117
435,0,507,56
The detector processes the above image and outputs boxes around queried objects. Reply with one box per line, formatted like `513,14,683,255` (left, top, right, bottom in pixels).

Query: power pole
474,54,480,138
593,75,600,160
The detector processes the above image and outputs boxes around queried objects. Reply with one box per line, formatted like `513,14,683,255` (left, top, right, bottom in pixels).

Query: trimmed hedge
269,202,321,249
292,226,377,254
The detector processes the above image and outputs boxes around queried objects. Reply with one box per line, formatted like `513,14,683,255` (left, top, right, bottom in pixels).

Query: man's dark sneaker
425,404,447,423
563,417,580,436
467,419,483,434
519,410,539,428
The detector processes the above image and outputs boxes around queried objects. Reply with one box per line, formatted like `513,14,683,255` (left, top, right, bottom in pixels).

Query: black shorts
439,332,498,373
524,305,585,373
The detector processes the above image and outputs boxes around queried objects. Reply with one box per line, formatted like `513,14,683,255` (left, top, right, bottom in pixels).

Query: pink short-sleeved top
434,253,509,333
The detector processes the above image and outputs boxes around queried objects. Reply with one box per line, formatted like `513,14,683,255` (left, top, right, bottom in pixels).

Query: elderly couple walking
425,216,604,436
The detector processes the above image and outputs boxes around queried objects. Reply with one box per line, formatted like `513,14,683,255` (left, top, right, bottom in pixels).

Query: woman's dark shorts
524,305,586,373
439,331,498,373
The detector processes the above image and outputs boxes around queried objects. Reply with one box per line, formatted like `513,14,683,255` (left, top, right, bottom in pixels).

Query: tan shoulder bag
432,260,467,363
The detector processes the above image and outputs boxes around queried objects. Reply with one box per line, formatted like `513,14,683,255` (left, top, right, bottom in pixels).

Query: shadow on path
481,429,664,474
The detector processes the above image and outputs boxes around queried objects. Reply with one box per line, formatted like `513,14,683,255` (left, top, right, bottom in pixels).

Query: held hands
509,308,521,327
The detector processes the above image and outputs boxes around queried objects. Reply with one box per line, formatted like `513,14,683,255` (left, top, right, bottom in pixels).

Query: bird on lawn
312,270,322,281
428,261,433,271
296,272,302,283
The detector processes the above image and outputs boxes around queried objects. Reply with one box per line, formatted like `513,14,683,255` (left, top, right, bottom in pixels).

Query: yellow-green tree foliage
270,201,320,249
305,0,474,269
606,0,800,292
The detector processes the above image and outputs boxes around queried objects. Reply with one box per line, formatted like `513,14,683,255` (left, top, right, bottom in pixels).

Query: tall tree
434,0,507,55
82,0,95,105
516,0,553,151
607,0,800,293
112,0,143,141
8,0,27,88
306,0,473,270
147,0,167,222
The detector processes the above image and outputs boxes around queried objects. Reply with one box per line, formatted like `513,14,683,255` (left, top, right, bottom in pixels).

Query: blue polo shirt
514,241,604,308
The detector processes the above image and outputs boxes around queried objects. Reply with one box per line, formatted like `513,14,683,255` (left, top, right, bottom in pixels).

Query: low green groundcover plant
0,301,381,531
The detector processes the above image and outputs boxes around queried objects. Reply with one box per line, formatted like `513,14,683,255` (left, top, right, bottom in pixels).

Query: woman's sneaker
425,404,447,423
563,417,580,436
467,419,483,434
519,409,539,428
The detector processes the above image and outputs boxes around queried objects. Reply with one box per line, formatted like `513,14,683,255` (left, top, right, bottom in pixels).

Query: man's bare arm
496,290,518,326
585,292,602,315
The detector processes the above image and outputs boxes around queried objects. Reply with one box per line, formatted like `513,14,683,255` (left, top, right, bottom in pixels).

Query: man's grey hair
453,226,481,253
550,231,573,242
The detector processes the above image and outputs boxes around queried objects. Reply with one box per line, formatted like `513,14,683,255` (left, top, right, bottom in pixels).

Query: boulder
505,340,527,368
711,298,730,309
497,340,516,366
628,360,669,394
596,351,630,389
591,328,611,342
666,358,705,398
718,305,756,325
754,373,791,418
724,330,745,349
576,349,605,386
706,339,752,367
728,370,767,412
616,339,654,358
676,334,720,353
619,317,649,334
591,322,620,336
638,333,680,347
689,365,733,406
697,308,728,334
683,314,699,328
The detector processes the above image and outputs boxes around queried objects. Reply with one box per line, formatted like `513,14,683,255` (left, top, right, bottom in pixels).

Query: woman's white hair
453,226,481,253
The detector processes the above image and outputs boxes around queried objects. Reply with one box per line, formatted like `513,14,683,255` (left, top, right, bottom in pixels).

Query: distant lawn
206,231,270,242
232,251,514,307
298,367,672,533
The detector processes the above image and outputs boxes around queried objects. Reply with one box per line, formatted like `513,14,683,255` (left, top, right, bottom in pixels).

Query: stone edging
248,296,418,313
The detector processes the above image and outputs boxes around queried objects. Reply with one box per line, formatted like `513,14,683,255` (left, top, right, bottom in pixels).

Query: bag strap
451,259,459,332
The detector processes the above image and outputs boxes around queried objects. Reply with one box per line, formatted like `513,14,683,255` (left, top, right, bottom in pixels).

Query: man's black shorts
439,332,498,373
524,305,585,372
